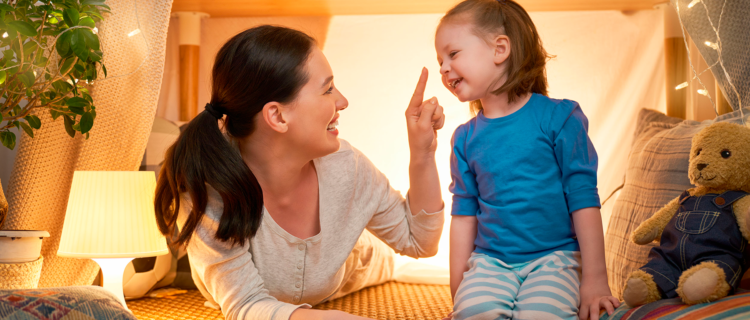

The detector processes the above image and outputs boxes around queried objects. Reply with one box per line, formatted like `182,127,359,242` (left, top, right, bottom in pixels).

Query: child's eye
449,51,458,58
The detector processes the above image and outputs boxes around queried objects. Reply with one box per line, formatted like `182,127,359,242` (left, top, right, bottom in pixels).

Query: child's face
435,22,506,102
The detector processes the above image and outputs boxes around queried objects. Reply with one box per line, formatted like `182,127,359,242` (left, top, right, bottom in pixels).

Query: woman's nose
336,94,349,111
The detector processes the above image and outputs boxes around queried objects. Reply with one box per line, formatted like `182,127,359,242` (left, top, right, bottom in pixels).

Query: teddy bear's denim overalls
640,190,749,298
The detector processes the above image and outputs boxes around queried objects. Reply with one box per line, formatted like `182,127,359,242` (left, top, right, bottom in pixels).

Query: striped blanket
600,291,750,320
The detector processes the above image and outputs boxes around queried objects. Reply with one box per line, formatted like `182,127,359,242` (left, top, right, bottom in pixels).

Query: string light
675,82,689,90
2,32,7,38
127,29,140,37
697,89,708,96
687,0,700,9
92,27,98,34
704,41,718,50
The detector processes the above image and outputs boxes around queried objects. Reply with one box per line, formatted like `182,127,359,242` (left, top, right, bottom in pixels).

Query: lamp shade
58,171,168,258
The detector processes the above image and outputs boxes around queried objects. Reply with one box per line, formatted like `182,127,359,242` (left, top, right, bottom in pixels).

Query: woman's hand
406,67,445,157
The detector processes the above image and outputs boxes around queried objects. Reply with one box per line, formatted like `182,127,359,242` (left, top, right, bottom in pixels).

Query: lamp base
93,258,133,312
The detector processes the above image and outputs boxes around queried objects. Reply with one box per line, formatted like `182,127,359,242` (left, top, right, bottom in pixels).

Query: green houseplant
0,0,109,280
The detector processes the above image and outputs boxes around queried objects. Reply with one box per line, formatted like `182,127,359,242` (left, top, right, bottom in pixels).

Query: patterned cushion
599,290,750,320
0,286,135,320
604,108,750,300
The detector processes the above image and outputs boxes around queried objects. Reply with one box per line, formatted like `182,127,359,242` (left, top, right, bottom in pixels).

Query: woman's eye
325,85,334,94
721,150,731,159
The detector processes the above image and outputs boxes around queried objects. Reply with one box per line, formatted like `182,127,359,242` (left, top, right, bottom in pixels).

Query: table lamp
58,171,169,310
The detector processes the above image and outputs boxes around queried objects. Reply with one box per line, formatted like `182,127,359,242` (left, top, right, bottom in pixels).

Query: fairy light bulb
127,29,140,37
704,41,718,50
687,0,700,8
675,82,689,90
697,89,708,96
2,32,7,38
92,27,98,34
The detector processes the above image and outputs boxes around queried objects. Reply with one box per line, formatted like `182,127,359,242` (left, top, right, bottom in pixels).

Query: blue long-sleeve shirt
449,93,600,264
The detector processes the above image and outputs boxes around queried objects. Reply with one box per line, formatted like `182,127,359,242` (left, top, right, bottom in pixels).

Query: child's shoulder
530,93,580,115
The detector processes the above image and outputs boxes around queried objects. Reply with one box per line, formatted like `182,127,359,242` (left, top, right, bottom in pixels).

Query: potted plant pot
0,230,50,289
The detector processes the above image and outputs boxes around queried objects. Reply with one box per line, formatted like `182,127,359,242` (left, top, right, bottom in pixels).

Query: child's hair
441,0,552,113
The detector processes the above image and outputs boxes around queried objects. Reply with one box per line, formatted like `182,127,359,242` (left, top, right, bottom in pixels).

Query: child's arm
450,215,477,300
572,207,620,320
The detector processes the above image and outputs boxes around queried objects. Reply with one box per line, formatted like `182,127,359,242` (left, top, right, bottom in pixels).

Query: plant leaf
59,56,76,75
7,21,38,37
0,131,16,150
63,8,79,27
50,109,60,120
25,115,41,129
56,30,72,57
79,16,95,28
80,28,99,50
70,29,89,61
79,111,93,134
0,4,14,11
82,0,107,6
19,71,35,88
101,64,107,77
0,70,5,85
63,115,75,137
19,121,33,138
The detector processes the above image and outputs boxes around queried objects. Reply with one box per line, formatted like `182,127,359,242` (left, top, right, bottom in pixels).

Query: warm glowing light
92,27,98,34
697,89,708,96
687,0,700,8
127,29,141,37
2,32,7,38
675,82,689,90
704,41,718,50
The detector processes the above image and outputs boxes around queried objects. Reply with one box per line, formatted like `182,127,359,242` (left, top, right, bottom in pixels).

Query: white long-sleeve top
177,140,445,320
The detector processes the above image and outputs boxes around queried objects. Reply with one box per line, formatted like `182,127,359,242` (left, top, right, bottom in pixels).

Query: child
436,1,619,319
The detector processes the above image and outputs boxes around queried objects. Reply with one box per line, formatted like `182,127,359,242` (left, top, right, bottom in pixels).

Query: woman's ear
261,101,289,133
493,35,511,65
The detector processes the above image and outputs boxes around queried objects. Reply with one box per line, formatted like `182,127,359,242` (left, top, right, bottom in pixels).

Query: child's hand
579,279,620,320
405,67,445,156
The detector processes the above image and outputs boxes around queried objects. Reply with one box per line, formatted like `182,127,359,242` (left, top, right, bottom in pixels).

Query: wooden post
662,2,688,119
172,12,209,122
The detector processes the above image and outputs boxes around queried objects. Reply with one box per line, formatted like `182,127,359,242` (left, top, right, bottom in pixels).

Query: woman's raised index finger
408,67,429,111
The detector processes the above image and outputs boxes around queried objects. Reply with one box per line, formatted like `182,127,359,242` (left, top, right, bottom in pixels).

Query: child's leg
453,253,521,320
513,251,581,320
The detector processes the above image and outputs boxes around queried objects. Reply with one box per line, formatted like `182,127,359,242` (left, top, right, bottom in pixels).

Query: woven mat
128,282,452,320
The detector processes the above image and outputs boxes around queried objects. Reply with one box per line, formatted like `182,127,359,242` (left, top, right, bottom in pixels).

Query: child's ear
261,101,289,133
493,35,511,65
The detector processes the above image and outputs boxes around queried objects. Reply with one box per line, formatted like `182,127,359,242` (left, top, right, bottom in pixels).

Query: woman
155,26,445,320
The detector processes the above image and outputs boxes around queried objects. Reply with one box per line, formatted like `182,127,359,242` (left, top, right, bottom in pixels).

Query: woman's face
283,47,348,158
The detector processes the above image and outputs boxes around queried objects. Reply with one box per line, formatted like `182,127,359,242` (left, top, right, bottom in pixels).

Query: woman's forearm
290,308,372,320
408,152,443,215
450,215,477,300
571,207,608,280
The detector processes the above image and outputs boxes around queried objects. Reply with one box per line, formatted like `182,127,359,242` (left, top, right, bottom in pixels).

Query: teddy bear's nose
697,163,708,171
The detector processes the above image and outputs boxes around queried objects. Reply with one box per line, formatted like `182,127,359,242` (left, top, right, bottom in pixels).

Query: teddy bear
622,121,750,307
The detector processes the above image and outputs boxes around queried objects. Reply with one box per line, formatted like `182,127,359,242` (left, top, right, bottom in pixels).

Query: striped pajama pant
453,251,582,320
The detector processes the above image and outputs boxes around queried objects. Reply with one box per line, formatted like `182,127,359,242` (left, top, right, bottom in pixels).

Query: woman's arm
405,67,445,214
573,207,620,320
291,309,373,320
450,215,477,300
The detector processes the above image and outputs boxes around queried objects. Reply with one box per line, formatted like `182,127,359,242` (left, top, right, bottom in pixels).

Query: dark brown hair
155,26,316,247
441,0,553,113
